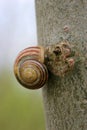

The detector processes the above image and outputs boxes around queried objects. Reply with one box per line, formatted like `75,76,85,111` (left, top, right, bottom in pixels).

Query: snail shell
14,46,48,89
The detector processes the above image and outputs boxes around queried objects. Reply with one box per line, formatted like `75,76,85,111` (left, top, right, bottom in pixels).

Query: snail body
14,46,48,89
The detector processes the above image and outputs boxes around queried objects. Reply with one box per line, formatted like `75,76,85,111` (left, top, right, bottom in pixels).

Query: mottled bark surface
35,0,87,130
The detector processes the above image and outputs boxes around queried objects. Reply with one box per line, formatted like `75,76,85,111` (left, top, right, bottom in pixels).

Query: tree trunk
35,0,87,130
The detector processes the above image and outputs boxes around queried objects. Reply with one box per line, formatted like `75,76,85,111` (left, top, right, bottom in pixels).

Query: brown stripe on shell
14,46,44,65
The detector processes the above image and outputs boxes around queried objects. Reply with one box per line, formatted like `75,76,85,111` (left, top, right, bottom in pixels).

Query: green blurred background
0,0,45,130
0,69,45,130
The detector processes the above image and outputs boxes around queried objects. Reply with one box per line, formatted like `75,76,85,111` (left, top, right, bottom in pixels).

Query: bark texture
35,0,87,130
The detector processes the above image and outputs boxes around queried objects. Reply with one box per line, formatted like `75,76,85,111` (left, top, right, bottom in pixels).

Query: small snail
14,46,48,89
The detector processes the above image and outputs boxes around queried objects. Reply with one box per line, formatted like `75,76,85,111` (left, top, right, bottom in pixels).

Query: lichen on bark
45,41,75,76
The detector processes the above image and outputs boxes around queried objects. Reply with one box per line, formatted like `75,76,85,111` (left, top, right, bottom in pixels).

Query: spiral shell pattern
14,46,48,89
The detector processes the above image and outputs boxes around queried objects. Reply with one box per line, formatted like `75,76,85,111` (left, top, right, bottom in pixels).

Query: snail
14,42,75,89
14,46,48,89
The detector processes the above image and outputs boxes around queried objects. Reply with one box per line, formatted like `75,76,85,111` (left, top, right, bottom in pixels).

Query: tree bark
35,0,87,130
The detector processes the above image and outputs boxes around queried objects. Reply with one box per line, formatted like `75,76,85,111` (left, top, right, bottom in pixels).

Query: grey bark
35,0,87,130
